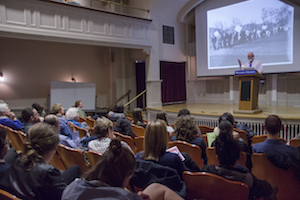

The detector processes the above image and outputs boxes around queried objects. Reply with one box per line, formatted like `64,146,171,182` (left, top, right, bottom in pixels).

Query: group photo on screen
206,0,293,70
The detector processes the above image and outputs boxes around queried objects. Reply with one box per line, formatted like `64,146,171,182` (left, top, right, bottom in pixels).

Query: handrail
95,0,150,13
124,89,146,107
106,90,131,109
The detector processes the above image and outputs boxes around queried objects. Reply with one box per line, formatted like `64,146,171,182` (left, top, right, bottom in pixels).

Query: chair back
131,124,145,137
206,147,247,168
168,141,204,170
290,138,300,147
86,117,95,128
251,134,267,144
0,189,21,200
85,150,102,167
233,128,248,144
77,116,86,123
134,136,144,153
252,153,300,200
114,132,137,154
56,144,90,172
183,171,249,200
6,128,24,152
74,125,87,138
17,131,26,143
198,125,214,134
49,152,67,171
201,134,208,147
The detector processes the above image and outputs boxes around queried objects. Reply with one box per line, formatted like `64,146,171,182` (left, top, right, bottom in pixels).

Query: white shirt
88,137,133,155
243,59,263,74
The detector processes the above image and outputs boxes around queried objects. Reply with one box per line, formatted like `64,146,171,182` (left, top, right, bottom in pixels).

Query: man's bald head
45,114,60,133
248,52,254,61
265,115,282,135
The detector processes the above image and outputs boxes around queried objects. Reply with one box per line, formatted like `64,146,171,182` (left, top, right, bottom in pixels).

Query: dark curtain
135,62,146,108
160,61,186,104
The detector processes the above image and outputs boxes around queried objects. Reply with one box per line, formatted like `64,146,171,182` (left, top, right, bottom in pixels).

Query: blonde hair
94,117,113,139
143,120,168,161
51,103,62,114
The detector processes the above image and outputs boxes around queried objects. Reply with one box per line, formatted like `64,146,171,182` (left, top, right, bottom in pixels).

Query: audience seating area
0,189,21,200
183,171,250,200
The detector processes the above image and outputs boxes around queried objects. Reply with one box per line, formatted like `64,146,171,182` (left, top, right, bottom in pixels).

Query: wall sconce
71,77,76,82
0,72,4,82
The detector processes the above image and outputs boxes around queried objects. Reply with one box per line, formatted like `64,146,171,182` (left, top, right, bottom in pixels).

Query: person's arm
140,183,184,200
250,174,277,199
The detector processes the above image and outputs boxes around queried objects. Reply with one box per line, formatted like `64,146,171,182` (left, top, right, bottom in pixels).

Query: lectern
234,70,262,114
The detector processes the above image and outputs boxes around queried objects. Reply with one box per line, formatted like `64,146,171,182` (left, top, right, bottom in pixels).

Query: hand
137,191,151,200
67,121,76,132
237,59,241,67
8,112,16,120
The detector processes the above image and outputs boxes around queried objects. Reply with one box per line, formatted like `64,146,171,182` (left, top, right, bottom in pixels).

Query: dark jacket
0,158,66,200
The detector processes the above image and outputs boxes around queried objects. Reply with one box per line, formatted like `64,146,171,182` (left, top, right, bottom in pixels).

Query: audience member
0,127,10,179
21,107,40,133
136,120,188,178
0,123,82,200
51,103,77,139
156,111,174,137
172,115,207,164
32,103,46,120
74,100,87,119
132,107,147,128
202,119,277,200
253,115,299,161
177,109,202,136
113,117,137,138
88,117,133,154
108,104,125,122
45,114,81,148
65,107,89,130
62,139,184,200
0,103,23,130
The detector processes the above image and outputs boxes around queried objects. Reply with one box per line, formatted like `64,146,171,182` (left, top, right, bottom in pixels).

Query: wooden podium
234,70,262,114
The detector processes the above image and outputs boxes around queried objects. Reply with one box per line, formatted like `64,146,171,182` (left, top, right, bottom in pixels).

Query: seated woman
0,122,82,200
65,107,89,130
202,119,277,200
88,117,133,155
136,120,189,178
156,111,174,137
62,139,184,200
132,107,147,128
172,115,207,164
113,117,137,138
74,100,87,118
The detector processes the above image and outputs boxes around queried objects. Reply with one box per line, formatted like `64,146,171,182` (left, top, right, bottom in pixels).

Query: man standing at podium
238,52,263,74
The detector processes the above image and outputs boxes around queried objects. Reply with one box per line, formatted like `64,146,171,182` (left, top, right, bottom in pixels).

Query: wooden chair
252,135,286,145
198,125,214,134
183,171,249,200
114,132,137,154
134,136,144,153
86,117,95,128
0,189,21,200
77,116,87,123
56,144,90,172
201,134,208,147
252,135,267,144
74,125,88,138
206,147,247,167
234,128,248,144
49,152,67,171
252,153,300,200
290,138,300,147
85,150,102,167
131,124,145,137
168,141,204,170
88,127,94,136
17,131,26,143
126,116,133,122
6,128,24,152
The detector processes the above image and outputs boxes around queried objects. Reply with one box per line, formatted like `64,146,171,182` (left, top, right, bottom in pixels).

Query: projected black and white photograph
207,0,293,69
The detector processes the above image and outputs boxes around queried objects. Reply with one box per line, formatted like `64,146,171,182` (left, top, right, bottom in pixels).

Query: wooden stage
146,103,300,120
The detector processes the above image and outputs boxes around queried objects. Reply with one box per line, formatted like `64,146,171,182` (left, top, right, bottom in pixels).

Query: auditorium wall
0,37,145,110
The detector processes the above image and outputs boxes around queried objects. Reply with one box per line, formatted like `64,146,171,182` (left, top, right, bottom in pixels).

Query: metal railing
124,89,146,109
